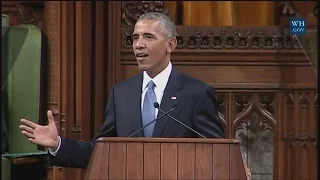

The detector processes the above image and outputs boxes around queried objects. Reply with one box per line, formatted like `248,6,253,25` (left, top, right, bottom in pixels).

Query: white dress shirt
49,61,173,156
141,61,172,117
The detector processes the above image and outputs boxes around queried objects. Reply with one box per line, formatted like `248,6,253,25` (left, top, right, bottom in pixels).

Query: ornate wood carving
17,3,36,24
2,2,44,30
213,90,317,180
282,92,317,142
122,26,302,50
121,1,168,25
280,91,317,180
216,93,228,134
45,1,61,135
233,93,276,132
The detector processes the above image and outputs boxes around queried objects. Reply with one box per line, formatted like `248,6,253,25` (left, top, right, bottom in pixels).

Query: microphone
154,102,207,138
127,105,177,137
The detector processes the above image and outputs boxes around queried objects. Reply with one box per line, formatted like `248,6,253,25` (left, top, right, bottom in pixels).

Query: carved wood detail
122,26,302,50
2,1,44,30
282,92,317,142
216,93,228,134
121,1,168,25
280,91,318,180
233,93,276,132
213,90,317,180
17,3,36,24
44,2,63,180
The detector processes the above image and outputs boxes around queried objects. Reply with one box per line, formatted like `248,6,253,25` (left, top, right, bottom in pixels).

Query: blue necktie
142,81,156,137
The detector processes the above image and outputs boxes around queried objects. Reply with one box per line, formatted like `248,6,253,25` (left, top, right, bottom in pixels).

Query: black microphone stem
157,108,207,138
127,107,176,137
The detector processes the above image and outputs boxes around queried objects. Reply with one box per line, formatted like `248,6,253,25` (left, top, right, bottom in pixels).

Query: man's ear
166,37,177,53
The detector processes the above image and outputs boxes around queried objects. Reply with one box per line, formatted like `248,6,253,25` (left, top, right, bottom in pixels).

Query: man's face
132,19,176,77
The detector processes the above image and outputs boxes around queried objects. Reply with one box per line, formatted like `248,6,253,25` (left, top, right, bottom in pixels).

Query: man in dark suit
19,12,225,169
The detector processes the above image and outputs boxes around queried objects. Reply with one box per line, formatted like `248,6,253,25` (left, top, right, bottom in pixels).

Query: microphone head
173,104,178,109
154,102,160,108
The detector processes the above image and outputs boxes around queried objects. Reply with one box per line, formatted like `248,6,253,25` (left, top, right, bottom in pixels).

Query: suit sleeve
51,87,117,169
193,86,225,138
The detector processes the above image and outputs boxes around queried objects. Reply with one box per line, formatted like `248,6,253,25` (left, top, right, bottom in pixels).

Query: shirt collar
142,61,172,93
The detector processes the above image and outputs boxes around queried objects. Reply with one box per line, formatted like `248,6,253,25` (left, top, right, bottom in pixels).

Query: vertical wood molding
74,2,84,135
278,90,318,180
44,1,63,179
93,1,107,134
44,1,61,132
74,2,93,142
107,2,122,90
62,1,75,140
44,1,110,179
60,0,67,139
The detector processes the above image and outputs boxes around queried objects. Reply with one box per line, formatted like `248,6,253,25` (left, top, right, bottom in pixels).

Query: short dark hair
137,12,176,38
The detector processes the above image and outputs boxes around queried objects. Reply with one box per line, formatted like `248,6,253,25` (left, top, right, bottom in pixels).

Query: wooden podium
83,138,247,180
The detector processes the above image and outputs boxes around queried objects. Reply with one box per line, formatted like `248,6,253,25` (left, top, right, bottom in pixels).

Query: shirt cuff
48,136,61,156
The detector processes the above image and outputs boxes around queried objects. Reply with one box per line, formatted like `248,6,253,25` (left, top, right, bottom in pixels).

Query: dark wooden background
2,1,317,180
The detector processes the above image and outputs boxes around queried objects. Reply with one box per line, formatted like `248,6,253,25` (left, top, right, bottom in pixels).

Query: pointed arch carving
216,92,227,133
233,93,276,132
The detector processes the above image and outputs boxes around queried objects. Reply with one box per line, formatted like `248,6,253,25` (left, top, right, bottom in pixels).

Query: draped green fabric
3,24,42,153
2,14,47,179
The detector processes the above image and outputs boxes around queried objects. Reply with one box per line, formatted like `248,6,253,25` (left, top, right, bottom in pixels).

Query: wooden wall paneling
60,1,76,180
44,1,63,179
278,91,318,180
60,0,71,149
233,92,277,179
74,1,92,141
215,92,228,135
275,91,283,180
297,91,317,180
93,1,107,135
44,0,61,146
44,1,111,179
311,92,318,179
107,2,122,88
62,1,75,142
61,2,94,180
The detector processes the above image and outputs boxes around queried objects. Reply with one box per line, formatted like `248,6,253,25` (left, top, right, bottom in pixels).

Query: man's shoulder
113,73,142,89
178,70,211,90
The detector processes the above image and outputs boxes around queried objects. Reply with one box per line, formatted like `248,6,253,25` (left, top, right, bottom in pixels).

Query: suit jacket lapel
128,73,144,137
153,68,183,137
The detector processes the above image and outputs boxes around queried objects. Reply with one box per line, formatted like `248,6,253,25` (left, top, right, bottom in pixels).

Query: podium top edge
96,137,239,144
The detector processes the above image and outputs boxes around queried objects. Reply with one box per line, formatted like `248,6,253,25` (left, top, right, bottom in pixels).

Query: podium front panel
84,138,247,180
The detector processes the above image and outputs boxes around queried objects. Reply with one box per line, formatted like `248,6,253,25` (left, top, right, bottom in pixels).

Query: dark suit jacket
52,67,225,168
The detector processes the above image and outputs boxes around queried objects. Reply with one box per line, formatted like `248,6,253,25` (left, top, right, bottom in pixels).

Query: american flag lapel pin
171,96,177,100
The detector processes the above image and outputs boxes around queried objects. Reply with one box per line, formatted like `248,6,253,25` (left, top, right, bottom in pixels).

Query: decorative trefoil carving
122,1,168,26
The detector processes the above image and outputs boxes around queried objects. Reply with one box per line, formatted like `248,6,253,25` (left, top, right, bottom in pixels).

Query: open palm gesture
20,110,60,149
